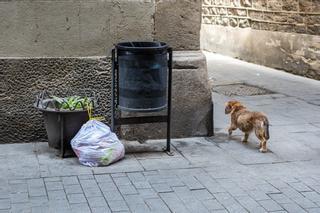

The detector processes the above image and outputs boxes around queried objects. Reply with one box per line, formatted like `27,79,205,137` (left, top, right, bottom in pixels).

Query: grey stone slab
45,181,64,191
302,192,320,203
62,176,79,185
118,185,138,195
91,206,112,213
201,199,225,211
159,192,190,213
113,176,132,186
94,174,113,183
137,188,159,199
47,190,67,201
213,192,248,213
152,183,173,193
70,203,92,213
64,184,83,195
29,187,47,197
10,192,28,204
67,193,87,204
191,189,215,201
102,190,124,201
44,177,61,182
87,196,108,208
0,199,10,210
268,193,292,204
235,195,265,212
281,202,308,213
132,181,152,189
308,208,320,213
145,198,171,213
107,200,130,212
289,182,313,192
292,196,318,209
259,199,284,211
83,187,103,198
29,196,48,207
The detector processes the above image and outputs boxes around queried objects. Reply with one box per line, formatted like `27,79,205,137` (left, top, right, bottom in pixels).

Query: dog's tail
263,118,270,140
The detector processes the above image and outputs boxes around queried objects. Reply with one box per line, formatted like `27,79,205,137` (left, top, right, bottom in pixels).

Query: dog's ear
225,102,232,114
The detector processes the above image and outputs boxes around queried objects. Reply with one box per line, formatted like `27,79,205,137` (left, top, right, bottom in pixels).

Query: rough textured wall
0,57,111,144
0,0,154,57
201,0,320,79
155,0,202,50
0,52,212,144
202,0,320,35
0,0,203,57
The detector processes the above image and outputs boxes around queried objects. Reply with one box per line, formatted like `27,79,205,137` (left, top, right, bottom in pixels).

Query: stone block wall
201,0,320,79
202,0,320,35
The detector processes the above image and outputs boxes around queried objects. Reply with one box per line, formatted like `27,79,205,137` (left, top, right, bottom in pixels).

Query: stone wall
0,0,201,57
0,0,207,144
0,53,212,144
201,0,320,79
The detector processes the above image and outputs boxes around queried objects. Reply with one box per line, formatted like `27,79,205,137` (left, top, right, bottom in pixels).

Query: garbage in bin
71,120,125,167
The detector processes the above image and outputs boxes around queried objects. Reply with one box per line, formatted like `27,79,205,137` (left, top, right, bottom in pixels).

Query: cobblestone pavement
1,53,320,213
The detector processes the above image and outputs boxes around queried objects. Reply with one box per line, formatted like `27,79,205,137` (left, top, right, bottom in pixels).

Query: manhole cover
213,83,273,96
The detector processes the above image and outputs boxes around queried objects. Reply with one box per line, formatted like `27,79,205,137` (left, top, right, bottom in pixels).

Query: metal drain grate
213,83,273,96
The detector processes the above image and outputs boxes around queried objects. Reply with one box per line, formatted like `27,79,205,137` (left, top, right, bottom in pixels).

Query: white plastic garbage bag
71,120,125,167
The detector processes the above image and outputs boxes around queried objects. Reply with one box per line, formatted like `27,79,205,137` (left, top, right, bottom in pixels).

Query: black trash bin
116,42,168,112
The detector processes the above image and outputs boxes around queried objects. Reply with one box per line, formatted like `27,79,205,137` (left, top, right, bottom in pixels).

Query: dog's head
225,100,245,114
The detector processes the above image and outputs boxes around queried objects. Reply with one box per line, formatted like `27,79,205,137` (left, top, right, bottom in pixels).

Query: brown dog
225,100,270,153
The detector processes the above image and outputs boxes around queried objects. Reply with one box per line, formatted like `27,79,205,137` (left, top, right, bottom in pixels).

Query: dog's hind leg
259,139,267,153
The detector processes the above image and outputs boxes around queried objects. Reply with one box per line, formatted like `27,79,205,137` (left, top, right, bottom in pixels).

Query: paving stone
132,181,152,189
213,192,248,213
159,192,190,213
67,193,87,204
9,183,28,193
145,198,171,213
107,200,130,212
78,174,95,180
281,187,304,199
152,183,173,193
191,189,214,201
0,199,10,210
268,193,292,204
28,187,46,197
64,184,83,195
292,196,318,209
137,188,159,199
302,192,320,203
10,192,28,203
201,199,225,211
47,190,67,201
102,190,124,201
123,194,150,213
118,185,138,195
113,176,132,186
62,176,79,185
180,176,205,190
257,183,280,194
27,179,45,188
98,182,118,191
45,181,63,191
29,196,48,207
91,206,112,213
31,206,50,213
83,187,103,198
94,174,113,183
281,202,308,213
236,195,265,212
44,177,61,182
70,203,91,213
248,190,270,201
127,172,145,182
259,199,284,211
111,173,127,178
87,196,108,208
79,179,98,189
289,182,313,192
307,208,320,213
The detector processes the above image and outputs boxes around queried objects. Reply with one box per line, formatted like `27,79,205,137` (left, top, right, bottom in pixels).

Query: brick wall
202,0,320,35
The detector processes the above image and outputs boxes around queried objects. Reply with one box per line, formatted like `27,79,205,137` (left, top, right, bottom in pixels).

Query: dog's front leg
228,125,237,136
242,132,249,143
